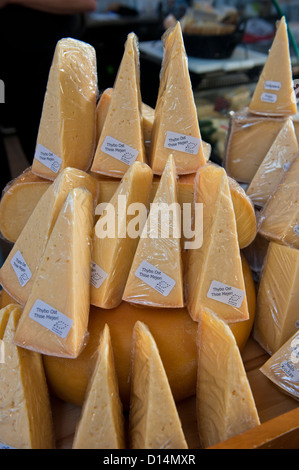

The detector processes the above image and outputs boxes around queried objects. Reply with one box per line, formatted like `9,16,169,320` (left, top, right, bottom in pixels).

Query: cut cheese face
224,108,287,183
253,241,299,355
129,321,188,449
246,118,299,208
96,87,113,142
0,304,54,449
0,167,99,306
13,187,94,358
149,22,206,175
91,161,153,309
185,164,249,323
248,17,297,117
91,33,146,178
32,38,98,180
258,154,299,249
196,309,260,448
122,155,184,308
72,324,125,449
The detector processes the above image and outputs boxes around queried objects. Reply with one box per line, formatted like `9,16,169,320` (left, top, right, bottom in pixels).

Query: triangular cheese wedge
196,309,260,448
253,241,299,355
122,155,184,308
248,17,297,117
0,167,99,306
258,153,299,248
185,163,249,323
91,33,145,178
32,38,98,180
72,324,125,449
129,321,188,449
0,304,54,449
149,22,205,175
91,161,153,309
247,118,299,207
13,187,94,358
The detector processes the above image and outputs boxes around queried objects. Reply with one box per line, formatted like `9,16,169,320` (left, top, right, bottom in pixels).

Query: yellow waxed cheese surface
196,309,260,448
13,187,94,358
32,38,97,180
253,241,299,355
248,16,297,117
246,118,299,208
185,163,249,323
129,321,188,449
72,325,125,449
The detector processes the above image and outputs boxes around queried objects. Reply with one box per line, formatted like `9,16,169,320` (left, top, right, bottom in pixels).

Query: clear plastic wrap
260,330,299,401
32,37,98,181
224,108,287,183
253,241,299,355
91,33,146,178
0,304,54,449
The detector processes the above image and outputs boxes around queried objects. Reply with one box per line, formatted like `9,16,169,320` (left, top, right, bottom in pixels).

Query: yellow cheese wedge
0,304,54,449
32,38,98,180
248,17,297,117
149,22,206,175
96,87,113,141
123,155,184,308
196,309,260,448
0,168,52,243
72,324,125,449
258,153,299,249
185,164,249,323
253,241,299,355
91,33,145,178
224,108,287,183
0,167,99,306
91,161,153,309
129,321,188,449
13,187,94,358
246,118,299,207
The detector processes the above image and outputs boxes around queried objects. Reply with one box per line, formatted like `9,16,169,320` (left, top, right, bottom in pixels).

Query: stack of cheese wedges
0,22,262,449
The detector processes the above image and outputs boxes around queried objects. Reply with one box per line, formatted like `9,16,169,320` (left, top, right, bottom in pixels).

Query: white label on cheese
29,299,73,338
164,131,201,155
265,80,281,91
135,260,176,297
207,280,245,308
101,136,139,166
0,442,15,449
261,92,277,103
34,144,62,173
90,261,108,288
294,225,299,236
10,250,32,287
280,360,299,381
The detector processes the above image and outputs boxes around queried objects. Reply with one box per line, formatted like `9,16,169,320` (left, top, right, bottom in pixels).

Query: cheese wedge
185,164,249,323
149,22,205,175
91,33,146,178
0,304,54,449
0,303,11,338
0,168,52,243
13,187,94,358
0,167,99,306
96,87,114,141
91,161,153,309
224,108,287,183
258,153,299,249
248,17,297,117
129,321,188,449
253,241,299,355
246,118,299,207
32,38,97,180
196,309,260,448
72,324,125,449
123,155,184,308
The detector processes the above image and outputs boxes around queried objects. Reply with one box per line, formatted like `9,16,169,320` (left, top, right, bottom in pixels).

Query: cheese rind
196,309,260,448
253,241,299,355
72,324,125,449
129,321,188,449
13,187,94,358
32,38,98,180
